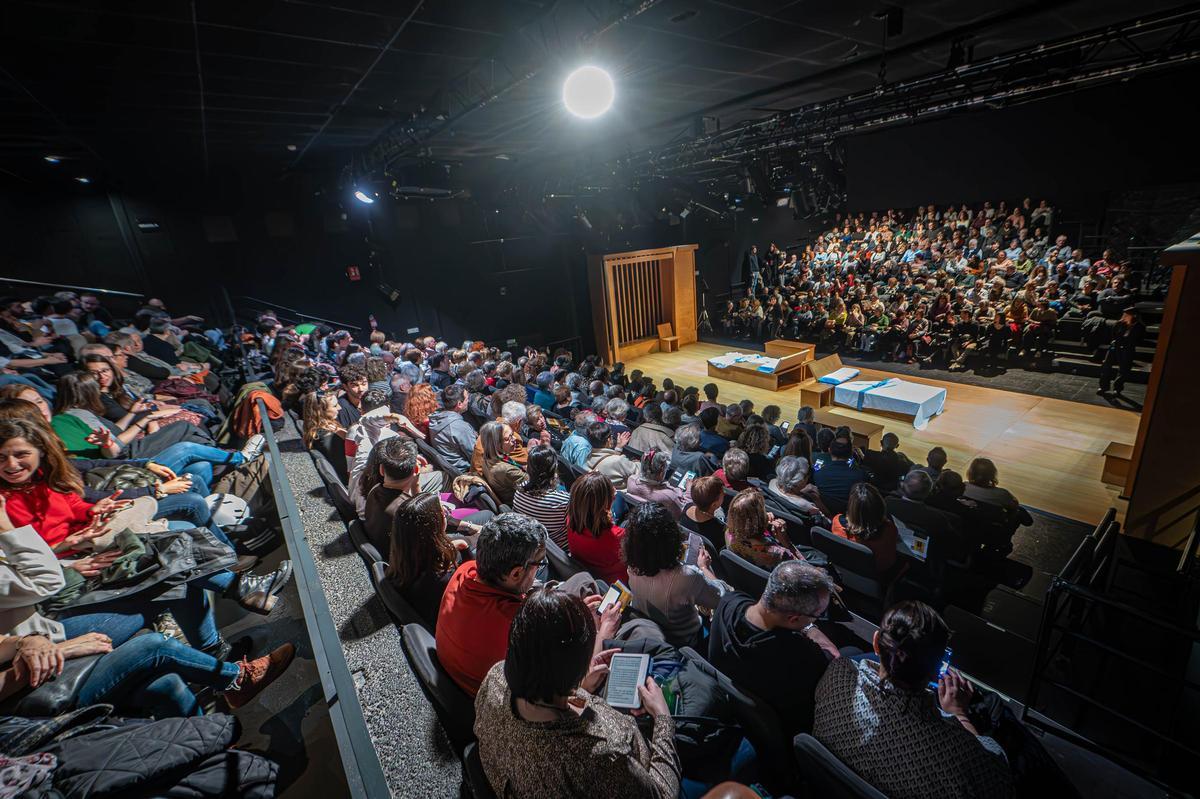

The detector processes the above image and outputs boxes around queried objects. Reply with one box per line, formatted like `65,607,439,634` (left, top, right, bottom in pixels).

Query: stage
625,342,1141,525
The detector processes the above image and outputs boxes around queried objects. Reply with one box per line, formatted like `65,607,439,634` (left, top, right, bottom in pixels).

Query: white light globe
563,66,615,119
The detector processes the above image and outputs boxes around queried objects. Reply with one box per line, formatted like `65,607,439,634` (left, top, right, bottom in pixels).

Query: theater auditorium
0,1,1198,796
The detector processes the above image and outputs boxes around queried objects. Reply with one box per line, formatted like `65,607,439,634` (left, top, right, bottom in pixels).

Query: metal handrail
254,398,390,798
0,277,145,298
238,295,362,331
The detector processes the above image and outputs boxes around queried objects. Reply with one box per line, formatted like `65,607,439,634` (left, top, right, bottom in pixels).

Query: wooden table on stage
707,349,810,392
764,340,815,361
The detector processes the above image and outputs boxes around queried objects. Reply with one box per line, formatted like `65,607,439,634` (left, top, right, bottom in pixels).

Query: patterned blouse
813,657,1014,799
474,662,680,798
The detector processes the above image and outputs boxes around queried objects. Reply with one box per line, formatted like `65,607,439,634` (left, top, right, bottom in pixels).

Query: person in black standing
1098,308,1144,396
745,245,762,297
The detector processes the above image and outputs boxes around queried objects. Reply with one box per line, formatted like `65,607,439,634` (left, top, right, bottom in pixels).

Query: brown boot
224,643,295,710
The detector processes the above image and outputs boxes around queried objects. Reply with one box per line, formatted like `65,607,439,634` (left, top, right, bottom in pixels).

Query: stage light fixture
563,66,615,119
353,189,376,205
75,176,90,184
43,155,61,164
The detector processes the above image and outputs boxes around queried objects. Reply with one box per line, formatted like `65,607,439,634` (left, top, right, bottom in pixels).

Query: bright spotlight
75,176,91,184
44,155,61,164
563,66,614,119
353,189,375,205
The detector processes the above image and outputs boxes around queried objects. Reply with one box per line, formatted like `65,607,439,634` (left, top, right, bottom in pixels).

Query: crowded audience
727,199,1144,374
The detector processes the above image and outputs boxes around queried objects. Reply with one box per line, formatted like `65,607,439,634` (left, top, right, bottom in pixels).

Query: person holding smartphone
474,587,678,798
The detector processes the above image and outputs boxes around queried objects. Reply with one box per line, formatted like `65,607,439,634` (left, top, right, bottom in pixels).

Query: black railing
239,296,362,331
254,398,390,798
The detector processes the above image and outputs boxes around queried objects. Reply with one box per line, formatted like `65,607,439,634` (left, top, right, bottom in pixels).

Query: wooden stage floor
624,342,1141,525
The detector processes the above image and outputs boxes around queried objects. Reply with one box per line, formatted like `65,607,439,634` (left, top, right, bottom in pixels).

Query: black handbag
0,654,104,718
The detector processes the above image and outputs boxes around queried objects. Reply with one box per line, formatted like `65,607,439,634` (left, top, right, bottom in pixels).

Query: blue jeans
155,491,223,541
0,374,55,401
151,442,243,490
77,632,240,717
59,584,222,650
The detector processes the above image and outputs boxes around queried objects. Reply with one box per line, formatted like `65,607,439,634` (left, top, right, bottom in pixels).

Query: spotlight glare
44,155,61,164
75,176,91,184
563,66,615,119
353,189,375,205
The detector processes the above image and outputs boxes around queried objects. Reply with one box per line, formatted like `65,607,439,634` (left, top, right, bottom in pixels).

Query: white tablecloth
833,378,947,430
706,352,781,373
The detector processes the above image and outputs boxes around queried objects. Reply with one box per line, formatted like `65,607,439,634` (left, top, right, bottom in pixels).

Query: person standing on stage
1098,308,1144,396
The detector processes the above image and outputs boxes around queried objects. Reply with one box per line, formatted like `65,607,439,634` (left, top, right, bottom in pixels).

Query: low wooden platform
705,357,807,391
626,342,1141,525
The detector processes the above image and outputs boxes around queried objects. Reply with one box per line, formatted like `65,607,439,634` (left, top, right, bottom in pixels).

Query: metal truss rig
624,5,1200,179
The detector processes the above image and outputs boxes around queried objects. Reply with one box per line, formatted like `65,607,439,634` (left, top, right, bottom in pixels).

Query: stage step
1052,355,1151,383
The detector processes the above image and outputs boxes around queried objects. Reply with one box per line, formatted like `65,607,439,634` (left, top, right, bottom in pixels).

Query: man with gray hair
560,410,597,467
669,423,716,478
604,397,631,437
716,447,752,490
768,456,828,519
708,561,842,735
436,512,547,695
628,401,675,453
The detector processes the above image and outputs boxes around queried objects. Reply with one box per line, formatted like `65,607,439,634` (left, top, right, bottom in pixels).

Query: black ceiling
0,0,1191,188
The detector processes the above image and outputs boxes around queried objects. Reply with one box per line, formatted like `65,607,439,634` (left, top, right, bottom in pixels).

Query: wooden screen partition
587,244,698,365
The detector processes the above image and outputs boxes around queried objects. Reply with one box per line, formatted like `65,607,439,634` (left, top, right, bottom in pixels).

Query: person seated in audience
886,470,970,563
385,492,472,629
81,353,204,429
726,489,801,570
347,389,433,511
680,475,726,543
473,587,674,798
964,457,1033,526
402,382,440,439
437,513,548,696
671,423,716,479
831,482,900,576
811,435,869,509
427,383,478,474
471,394,532,473
560,410,597,467
479,421,528,505
697,407,730,458
627,401,674,453
566,471,627,584
714,448,754,492
624,450,687,519
530,371,556,412
512,446,570,550
623,503,726,647
735,423,776,481
860,432,913,495
767,456,829,520
782,429,813,464
709,562,841,736
715,404,745,440
679,393,700,426
813,600,1014,798
699,383,720,412
302,390,349,484
583,421,638,490
913,445,947,480
761,405,786,447
604,398,632,438
427,352,454,390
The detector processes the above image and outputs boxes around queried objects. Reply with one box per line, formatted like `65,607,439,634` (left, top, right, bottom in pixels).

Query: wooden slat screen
609,255,665,346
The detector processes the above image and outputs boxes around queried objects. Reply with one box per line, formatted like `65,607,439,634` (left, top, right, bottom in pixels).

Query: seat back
347,519,383,565
544,538,585,581
313,453,358,522
555,452,579,489
679,646,798,793
793,734,887,798
413,435,463,479
718,548,770,598
372,562,431,631
399,623,476,752
462,742,497,799
810,527,886,600
656,322,675,339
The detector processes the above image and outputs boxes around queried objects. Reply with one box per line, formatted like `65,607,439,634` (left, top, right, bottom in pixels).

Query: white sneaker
239,433,266,462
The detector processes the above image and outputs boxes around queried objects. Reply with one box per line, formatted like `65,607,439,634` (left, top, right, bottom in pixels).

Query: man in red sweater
436,513,546,696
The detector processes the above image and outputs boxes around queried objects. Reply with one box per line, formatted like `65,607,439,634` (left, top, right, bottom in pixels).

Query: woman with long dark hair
386,493,467,628
831,482,899,574
565,471,626,584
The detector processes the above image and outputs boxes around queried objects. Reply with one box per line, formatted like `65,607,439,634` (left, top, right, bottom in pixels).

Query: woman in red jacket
565,471,627,585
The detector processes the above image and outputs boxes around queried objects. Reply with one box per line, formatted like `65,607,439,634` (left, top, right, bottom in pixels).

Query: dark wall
843,65,1200,219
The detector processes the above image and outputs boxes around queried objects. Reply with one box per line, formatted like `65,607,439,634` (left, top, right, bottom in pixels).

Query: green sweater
51,413,104,458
